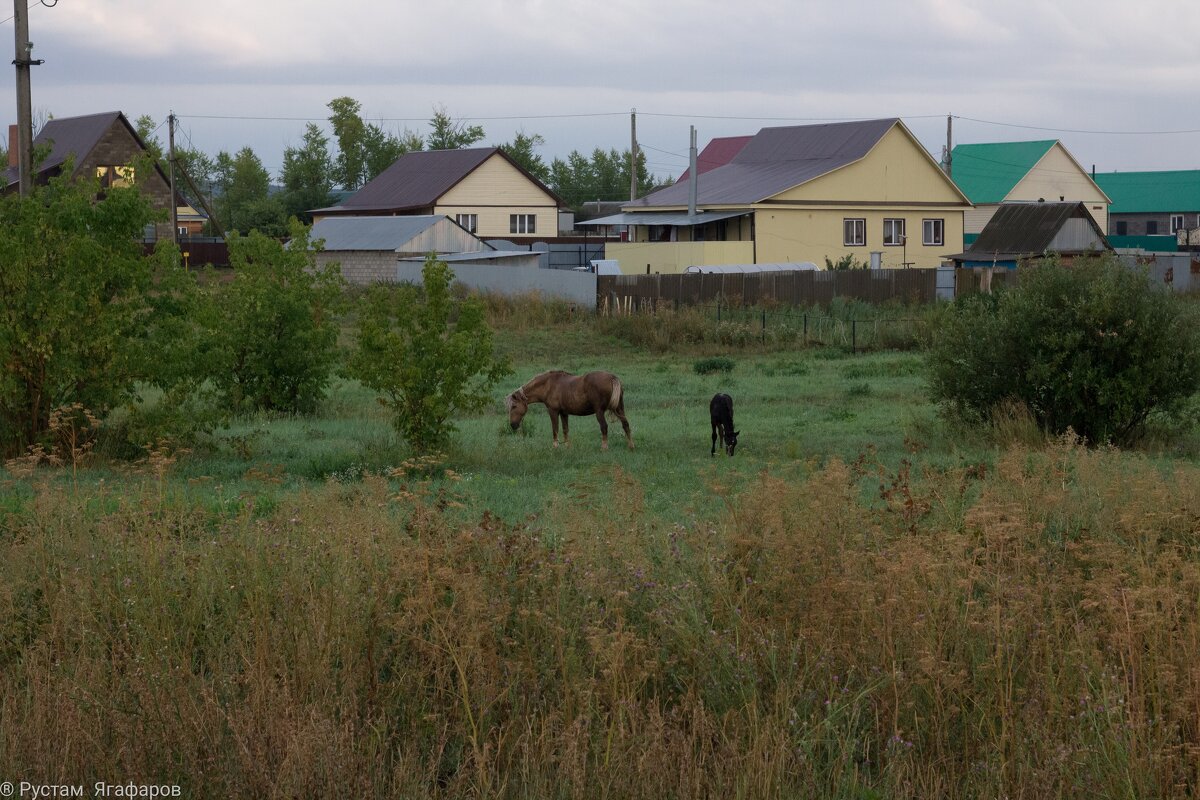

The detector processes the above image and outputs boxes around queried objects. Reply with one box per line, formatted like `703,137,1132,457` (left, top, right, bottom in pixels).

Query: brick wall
315,250,397,285
79,121,173,237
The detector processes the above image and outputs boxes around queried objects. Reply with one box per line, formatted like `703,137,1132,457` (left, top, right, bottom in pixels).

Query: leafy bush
927,256,1200,445
693,357,736,375
346,255,512,453
199,221,343,415
0,167,199,456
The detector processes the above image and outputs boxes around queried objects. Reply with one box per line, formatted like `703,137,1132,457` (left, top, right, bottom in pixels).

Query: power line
0,0,53,26
955,115,1200,136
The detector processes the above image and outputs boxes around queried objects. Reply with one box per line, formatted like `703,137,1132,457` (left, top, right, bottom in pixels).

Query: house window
177,226,188,237
843,218,865,246
1115,220,1128,236
96,165,135,188
455,213,478,233
1171,214,1185,233
509,214,536,235
1146,220,1159,235
883,218,906,246
922,218,944,247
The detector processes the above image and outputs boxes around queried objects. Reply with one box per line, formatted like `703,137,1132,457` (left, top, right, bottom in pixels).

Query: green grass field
3,307,1199,798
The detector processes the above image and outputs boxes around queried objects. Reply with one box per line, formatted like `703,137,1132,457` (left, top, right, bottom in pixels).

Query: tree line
136,97,664,237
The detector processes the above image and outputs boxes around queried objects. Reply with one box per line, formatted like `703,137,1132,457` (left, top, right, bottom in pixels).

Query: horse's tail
608,376,623,413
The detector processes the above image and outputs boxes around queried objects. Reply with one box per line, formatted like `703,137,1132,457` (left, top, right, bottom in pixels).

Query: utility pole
944,114,953,179
168,112,179,245
12,0,44,197
629,108,638,201
688,126,698,218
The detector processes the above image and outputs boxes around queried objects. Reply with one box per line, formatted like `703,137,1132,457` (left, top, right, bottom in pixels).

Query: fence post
852,319,857,354
803,313,808,345
717,296,721,322
761,308,766,344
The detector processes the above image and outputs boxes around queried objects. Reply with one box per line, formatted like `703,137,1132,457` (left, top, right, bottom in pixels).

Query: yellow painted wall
774,125,968,205
438,153,558,238
607,241,755,274
1008,144,1109,230
755,208,964,268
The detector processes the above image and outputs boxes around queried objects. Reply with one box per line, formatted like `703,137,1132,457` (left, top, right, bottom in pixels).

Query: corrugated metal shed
946,201,1111,262
1094,170,1200,214
627,118,900,208
310,215,488,253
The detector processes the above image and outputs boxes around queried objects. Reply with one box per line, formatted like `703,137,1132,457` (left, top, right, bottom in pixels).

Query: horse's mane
523,370,572,392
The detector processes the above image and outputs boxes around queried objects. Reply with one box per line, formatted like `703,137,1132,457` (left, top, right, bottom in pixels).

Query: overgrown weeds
2,438,1197,797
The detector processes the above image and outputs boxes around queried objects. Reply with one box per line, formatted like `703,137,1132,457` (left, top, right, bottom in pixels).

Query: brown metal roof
965,202,1109,257
5,110,166,188
629,118,899,208
317,146,563,215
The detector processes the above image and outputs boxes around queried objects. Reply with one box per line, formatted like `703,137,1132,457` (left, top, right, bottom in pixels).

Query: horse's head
505,388,529,430
725,430,739,456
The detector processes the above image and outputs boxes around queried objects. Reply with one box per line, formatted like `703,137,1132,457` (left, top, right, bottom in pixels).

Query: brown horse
506,370,633,450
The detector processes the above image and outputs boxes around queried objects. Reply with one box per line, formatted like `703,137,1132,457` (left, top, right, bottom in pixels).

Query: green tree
0,167,197,455
328,96,423,188
549,147,656,210
926,256,1200,445
213,146,277,234
426,105,485,151
280,123,335,223
200,221,343,414
500,131,550,184
347,255,511,453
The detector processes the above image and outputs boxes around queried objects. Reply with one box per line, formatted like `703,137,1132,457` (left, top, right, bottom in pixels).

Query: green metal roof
1093,170,1200,214
949,140,1057,204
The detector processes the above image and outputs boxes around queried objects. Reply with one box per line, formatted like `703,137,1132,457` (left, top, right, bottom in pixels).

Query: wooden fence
597,269,938,311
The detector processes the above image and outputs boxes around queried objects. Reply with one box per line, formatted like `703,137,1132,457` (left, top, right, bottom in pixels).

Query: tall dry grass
2,438,1198,797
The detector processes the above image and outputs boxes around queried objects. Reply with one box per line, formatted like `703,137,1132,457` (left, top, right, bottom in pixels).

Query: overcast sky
4,0,1200,191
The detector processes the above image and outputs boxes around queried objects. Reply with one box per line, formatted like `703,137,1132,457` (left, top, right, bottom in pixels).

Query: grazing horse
506,370,633,450
710,393,739,456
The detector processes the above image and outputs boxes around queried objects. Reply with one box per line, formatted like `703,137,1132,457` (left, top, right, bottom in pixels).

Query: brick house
1093,170,1200,243
5,111,173,236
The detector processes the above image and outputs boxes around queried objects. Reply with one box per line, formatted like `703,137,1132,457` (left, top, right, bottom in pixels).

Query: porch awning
576,210,752,227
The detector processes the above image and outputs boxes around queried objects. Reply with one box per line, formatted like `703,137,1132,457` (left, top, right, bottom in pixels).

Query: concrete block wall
317,251,396,285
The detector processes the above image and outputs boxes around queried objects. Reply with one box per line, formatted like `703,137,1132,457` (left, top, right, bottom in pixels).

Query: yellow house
950,140,1110,238
310,147,563,242
582,118,970,273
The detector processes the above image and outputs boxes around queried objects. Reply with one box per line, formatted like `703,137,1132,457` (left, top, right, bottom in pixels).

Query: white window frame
922,218,944,247
883,218,906,246
843,218,865,247
509,214,536,235
455,213,478,234
1171,214,1185,233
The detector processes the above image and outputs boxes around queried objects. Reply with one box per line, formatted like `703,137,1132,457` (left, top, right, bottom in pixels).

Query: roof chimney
8,125,17,169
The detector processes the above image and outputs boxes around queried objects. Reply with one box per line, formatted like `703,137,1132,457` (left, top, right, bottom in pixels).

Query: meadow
2,301,1199,798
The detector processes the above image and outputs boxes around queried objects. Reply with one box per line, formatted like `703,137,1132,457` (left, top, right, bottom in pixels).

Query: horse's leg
560,413,570,447
548,408,560,448
613,400,634,450
711,422,718,457
595,409,609,450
